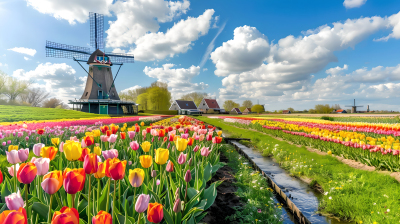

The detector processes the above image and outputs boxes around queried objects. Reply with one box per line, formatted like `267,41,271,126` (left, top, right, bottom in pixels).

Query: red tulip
78,147,91,162
100,126,109,134
146,127,151,133
37,129,45,135
135,126,140,133
17,162,37,184
120,132,126,140
84,153,98,174
106,130,112,137
187,137,194,146
147,202,163,223
0,170,3,185
84,136,94,147
107,158,127,180
166,161,174,172
63,168,86,194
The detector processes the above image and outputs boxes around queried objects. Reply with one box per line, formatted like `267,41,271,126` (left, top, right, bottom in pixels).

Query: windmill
45,12,137,115
345,99,363,113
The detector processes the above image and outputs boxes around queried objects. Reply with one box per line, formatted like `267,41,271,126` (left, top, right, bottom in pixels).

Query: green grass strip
196,116,400,224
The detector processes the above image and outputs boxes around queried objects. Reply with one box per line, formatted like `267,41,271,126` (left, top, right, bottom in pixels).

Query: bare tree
3,76,31,102
19,88,50,107
42,98,69,109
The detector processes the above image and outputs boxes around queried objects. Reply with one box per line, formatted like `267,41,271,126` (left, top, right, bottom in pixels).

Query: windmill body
45,13,136,115
345,99,363,113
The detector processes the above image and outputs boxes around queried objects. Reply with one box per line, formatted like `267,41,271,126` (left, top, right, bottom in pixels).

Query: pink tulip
102,149,118,160
201,147,211,157
31,157,50,176
7,140,11,144
206,134,212,141
8,164,19,177
5,191,24,210
1,142,5,146
100,135,109,142
70,136,79,142
81,138,87,148
135,194,150,213
199,134,205,141
108,134,117,143
33,143,45,157
59,141,64,152
141,130,147,137
193,145,200,152
128,131,136,140
128,161,132,165
18,148,29,162
6,150,21,164
25,136,29,141
156,179,160,185
41,176,60,195
130,141,139,151
178,152,187,165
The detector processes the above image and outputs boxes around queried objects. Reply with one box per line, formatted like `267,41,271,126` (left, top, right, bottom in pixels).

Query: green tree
137,93,149,110
251,104,265,114
313,104,334,113
179,92,208,106
223,100,240,112
242,100,253,109
288,107,295,113
147,85,172,110
239,106,246,112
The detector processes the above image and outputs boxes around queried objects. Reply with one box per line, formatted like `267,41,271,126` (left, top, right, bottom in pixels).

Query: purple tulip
31,157,50,176
6,150,21,164
135,194,150,213
173,198,181,213
5,191,24,210
17,148,29,162
184,170,192,182
33,143,45,157
102,149,118,160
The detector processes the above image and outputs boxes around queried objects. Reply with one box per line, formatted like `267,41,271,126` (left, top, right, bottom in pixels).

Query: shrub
207,109,215,114
321,116,334,121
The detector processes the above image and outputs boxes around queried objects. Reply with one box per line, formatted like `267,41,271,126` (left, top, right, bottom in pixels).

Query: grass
0,105,107,122
195,116,400,224
220,144,283,223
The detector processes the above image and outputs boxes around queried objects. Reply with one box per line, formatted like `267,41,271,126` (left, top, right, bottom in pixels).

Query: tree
312,104,334,113
147,85,171,110
3,76,31,102
137,93,149,110
19,88,50,107
242,100,253,109
119,87,148,102
223,100,239,112
288,107,295,113
251,104,265,114
179,92,208,106
42,98,69,109
332,104,341,110
239,106,246,112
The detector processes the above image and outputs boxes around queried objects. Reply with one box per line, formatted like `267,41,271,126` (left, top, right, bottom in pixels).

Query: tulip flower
100,135,109,142
51,207,79,224
107,158,127,180
193,145,200,152
128,168,145,187
17,148,29,162
102,149,118,160
5,191,24,210
147,202,164,223
206,134,212,141
51,138,60,147
175,138,188,152
37,129,45,135
6,150,21,164
8,145,18,152
0,170,3,185
92,130,101,137
178,152,187,165
81,139,87,148
0,207,27,224
155,148,169,165
100,126,109,134
166,160,174,172
130,141,139,151
31,157,50,176
120,132,126,140
110,124,119,134
31,144,43,157
181,134,189,139
184,170,192,182
217,131,222,136
84,153,99,174
94,162,106,179
173,198,181,213
135,126,140,132
92,211,112,224
63,168,86,194
151,170,157,178
139,155,152,168
213,136,223,144
141,141,151,153
201,147,212,157
93,146,101,156
78,148,91,162
59,141,65,153
128,131,135,140
135,194,150,213
17,162,37,184
108,134,117,143
40,146,58,161
42,171,63,195
63,141,83,161
187,137,194,146
84,136,94,147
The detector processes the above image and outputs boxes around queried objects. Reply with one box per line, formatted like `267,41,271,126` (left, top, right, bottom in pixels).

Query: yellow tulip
175,138,188,152
217,131,222,137
141,141,151,153
85,132,94,136
8,145,18,152
128,127,135,132
63,141,83,161
139,155,152,168
92,130,101,137
51,138,60,146
94,162,106,179
155,148,169,165
94,146,102,156
129,168,145,187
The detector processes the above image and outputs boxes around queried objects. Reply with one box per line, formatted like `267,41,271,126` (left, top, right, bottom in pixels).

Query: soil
201,153,243,224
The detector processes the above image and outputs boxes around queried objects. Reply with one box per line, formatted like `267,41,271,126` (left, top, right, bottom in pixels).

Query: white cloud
144,63,208,98
132,9,215,61
8,47,37,56
326,64,348,76
25,0,113,24
212,15,219,28
120,85,142,93
343,0,367,9
374,12,400,41
12,63,85,102
203,68,208,71
199,21,226,68
24,57,31,61
106,0,190,48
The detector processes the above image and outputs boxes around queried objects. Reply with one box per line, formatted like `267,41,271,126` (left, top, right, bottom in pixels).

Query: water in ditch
229,141,354,224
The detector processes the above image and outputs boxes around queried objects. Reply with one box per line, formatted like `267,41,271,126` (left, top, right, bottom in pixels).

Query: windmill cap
87,49,108,64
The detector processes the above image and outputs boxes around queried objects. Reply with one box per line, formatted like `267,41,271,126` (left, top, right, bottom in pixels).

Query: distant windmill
45,12,137,115
345,99,363,113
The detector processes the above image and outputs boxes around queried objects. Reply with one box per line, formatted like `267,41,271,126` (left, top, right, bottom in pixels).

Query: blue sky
1,0,400,111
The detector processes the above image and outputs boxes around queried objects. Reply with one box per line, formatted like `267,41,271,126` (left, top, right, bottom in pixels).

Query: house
197,98,225,113
242,108,252,115
282,110,291,114
230,108,242,114
169,100,202,115
335,109,347,113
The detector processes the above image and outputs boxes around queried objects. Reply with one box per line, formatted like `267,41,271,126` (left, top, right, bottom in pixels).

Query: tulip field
0,115,226,224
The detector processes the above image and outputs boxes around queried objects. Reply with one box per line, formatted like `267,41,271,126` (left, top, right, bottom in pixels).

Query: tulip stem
184,182,188,203
88,175,91,224
137,212,141,224
133,187,137,218
71,194,75,209
14,164,17,192
97,179,100,213
113,180,116,223
48,194,53,223
106,178,111,212
119,180,121,206
25,184,29,221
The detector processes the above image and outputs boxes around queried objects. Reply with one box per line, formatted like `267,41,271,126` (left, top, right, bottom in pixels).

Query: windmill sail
89,12,104,50
46,41,91,61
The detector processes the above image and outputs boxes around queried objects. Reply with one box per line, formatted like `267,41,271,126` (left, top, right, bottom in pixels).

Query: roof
282,110,290,113
204,99,220,109
336,109,344,112
175,100,198,110
231,108,241,113
244,108,251,112
87,49,107,64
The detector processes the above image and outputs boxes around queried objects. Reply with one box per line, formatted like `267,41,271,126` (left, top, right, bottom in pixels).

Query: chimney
367,105,370,112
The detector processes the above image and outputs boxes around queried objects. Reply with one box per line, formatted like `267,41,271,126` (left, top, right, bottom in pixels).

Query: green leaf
98,180,110,212
203,163,212,182
183,189,203,215
1,178,11,202
175,210,182,224
187,188,198,200
162,207,174,224
182,208,203,221
147,188,161,203
79,218,87,224
195,212,208,223
203,182,218,210
32,202,49,218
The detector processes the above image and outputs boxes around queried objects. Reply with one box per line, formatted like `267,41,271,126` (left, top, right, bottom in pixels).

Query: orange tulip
120,132,126,140
83,153,98,174
63,168,85,194
106,130,112,137
92,211,112,224
110,125,119,134
187,137,194,146
139,155,152,169
0,207,27,224
17,162,37,184
78,148,91,162
84,136,94,147
40,146,58,161
147,202,164,223
94,162,106,179
158,129,165,137
51,207,79,224
42,171,63,195
100,126,109,134
107,158,127,180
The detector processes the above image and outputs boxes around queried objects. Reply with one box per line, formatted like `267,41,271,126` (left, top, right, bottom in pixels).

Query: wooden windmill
45,12,137,115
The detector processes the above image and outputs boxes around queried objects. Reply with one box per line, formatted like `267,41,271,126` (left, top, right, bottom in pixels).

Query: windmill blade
344,105,353,107
46,41,91,61
106,52,135,63
90,12,104,49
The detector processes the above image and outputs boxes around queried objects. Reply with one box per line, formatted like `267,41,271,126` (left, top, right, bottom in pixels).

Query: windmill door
99,105,108,114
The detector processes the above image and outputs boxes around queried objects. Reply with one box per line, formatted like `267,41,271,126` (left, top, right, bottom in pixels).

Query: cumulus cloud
106,0,190,48
343,0,367,9
326,64,348,76
375,11,400,41
25,0,112,24
8,47,37,56
12,63,86,102
24,57,31,61
120,85,142,93
144,63,208,98
132,9,215,61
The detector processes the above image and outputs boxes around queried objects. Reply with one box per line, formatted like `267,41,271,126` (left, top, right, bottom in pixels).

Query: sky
1,0,400,111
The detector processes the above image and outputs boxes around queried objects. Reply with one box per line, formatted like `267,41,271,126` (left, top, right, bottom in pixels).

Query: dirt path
201,153,243,224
